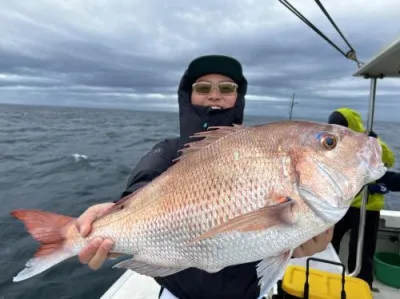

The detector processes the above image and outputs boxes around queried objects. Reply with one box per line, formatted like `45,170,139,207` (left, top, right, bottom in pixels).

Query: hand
76,202,116,270
292,227,333,258
368,183,389,194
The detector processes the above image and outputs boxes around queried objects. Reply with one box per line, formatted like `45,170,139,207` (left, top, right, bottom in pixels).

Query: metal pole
289,93,296,120
348,77,377,277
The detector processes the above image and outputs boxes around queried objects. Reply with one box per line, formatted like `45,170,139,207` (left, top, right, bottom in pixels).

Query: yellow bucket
281,257,372,299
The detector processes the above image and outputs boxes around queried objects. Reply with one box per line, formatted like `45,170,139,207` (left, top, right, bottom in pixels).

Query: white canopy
353,37,400,78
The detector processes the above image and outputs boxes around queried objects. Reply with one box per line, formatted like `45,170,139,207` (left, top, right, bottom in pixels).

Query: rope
278,0,364,68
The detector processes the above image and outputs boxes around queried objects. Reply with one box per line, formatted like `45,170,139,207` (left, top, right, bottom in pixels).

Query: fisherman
328,107,397,289
76,55,334,299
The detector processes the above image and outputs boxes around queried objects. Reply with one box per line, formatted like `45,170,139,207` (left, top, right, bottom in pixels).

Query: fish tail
10,209,77,282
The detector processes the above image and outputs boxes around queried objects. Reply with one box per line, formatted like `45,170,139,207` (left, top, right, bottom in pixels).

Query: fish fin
173,124,246,163
190,197,298,244
256,250,293,297
10,209,77,282
113,259,185,277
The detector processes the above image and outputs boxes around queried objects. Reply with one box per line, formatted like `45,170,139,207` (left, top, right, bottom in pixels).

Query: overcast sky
1,0,400,121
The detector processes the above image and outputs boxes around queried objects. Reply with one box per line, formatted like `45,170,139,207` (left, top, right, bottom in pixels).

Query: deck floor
372,280,399,299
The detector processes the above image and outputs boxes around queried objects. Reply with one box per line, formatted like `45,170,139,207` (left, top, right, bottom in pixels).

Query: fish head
291,122,386,221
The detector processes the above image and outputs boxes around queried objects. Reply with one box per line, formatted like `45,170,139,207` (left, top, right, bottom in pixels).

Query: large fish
10,120,386,295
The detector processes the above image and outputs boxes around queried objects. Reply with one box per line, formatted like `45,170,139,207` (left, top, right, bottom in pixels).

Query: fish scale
10,120,386,296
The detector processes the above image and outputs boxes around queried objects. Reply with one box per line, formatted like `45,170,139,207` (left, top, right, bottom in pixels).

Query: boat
100,37,400,299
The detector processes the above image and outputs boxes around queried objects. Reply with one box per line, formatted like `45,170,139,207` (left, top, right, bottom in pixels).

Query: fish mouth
361,158,387,183
358,136,387,183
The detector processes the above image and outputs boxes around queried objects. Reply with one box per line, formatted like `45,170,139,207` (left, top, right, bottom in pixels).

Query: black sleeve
118,138,179,200
377,171,400,192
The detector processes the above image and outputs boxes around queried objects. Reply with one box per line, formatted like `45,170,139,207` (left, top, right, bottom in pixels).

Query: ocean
1,103,399,299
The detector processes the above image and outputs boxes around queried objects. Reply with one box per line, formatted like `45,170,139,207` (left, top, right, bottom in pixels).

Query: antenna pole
288,93,297,120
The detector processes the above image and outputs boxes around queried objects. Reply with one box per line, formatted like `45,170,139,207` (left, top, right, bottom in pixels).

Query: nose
207,87,221,101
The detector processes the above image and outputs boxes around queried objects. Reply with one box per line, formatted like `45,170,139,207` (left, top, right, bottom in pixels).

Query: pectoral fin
190,197,298,244
256,250,293,297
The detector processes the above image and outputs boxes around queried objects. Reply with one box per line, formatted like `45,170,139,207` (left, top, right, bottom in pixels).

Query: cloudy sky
1,0,400,121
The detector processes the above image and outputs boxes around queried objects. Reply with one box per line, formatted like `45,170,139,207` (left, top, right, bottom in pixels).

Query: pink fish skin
10,120,386,295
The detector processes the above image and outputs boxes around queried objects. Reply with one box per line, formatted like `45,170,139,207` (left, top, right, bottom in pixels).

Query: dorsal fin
173,124,246,163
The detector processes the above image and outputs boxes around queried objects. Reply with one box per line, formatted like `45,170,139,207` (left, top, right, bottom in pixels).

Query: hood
328,107,365,132
328,107,396,168
176,69,248,148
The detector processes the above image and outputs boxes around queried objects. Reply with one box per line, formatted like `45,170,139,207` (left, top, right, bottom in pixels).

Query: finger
97,202,116,217
76,203,114,237
326,227,334,242
78,237,103,264
299,244,315,257
319,228,333,244
76,209,100,237
311,233,329,252
299,238,322,256
87,239,114,270
292,246,305,258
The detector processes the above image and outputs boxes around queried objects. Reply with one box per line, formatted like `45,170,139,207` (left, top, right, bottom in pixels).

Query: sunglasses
192,81,238,94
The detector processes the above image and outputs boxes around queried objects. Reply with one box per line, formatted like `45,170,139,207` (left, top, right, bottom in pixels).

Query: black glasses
192,81,238,94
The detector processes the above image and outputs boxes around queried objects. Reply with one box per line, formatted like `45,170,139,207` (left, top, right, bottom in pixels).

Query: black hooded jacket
119,70,263,299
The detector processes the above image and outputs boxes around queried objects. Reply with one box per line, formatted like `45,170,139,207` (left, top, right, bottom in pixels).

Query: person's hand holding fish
292,226,334,257
76,203,116,270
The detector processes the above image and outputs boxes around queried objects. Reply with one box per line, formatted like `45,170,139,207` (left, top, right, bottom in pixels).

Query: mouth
365,161,387,182
359,137,387,182
210,106,223,110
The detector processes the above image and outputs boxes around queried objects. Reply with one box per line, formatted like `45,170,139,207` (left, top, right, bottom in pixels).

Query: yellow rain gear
333,108,395,211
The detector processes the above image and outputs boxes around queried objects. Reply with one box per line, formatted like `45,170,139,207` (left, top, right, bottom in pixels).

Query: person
328,107,397,289
75,55,334,299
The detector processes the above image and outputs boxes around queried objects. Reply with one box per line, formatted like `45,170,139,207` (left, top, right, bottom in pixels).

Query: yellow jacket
333,108,395,211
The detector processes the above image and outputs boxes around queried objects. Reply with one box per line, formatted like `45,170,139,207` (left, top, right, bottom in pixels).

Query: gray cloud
0,0,400,121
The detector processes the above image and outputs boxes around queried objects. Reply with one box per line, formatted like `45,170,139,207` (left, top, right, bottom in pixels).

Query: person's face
191,74,238,109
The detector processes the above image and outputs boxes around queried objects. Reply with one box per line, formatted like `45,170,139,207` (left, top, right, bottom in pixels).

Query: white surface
100,270,161,299
380,209,400,228
159,289,177,299
353,36,400,78
373,279,400,299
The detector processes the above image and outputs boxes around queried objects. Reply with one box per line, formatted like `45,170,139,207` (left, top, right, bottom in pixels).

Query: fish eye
321,135,337,150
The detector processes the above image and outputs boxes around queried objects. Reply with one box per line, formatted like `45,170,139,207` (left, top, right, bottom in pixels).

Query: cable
278,0,364,67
